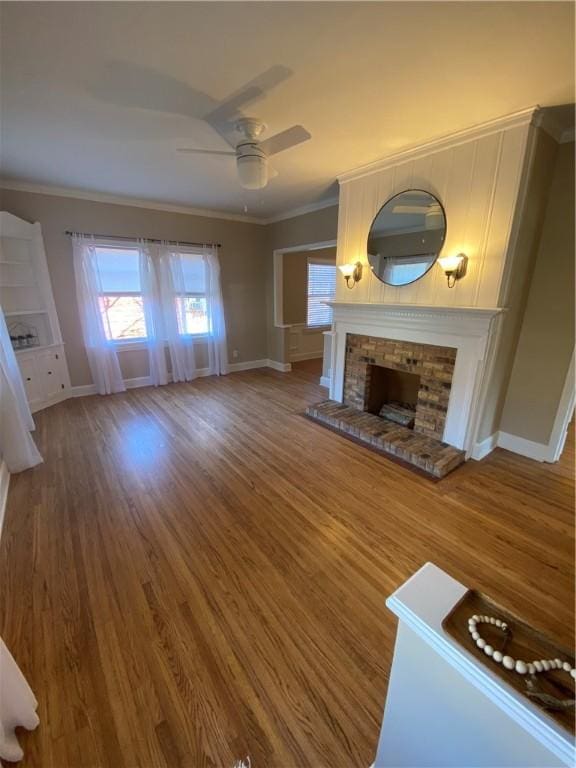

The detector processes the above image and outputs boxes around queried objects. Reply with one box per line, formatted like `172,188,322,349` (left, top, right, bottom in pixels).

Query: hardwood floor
1,366,574,768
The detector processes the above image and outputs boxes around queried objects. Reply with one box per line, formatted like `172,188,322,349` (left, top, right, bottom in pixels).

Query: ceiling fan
178,116,311,190
392,199,444,229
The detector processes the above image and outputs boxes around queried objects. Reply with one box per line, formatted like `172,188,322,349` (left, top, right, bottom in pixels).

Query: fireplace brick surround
306,332,466,478
343,334,457,441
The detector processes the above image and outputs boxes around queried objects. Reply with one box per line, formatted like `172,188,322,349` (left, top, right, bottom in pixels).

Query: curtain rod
64,231,221,248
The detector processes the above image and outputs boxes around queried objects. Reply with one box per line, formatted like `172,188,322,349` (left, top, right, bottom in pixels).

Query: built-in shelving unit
1,211,70,412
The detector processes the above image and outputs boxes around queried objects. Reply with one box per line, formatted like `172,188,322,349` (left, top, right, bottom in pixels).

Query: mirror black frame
367,189,447,287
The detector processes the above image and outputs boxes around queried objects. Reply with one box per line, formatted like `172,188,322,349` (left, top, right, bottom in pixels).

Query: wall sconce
438,253,468,288
338,261,363,289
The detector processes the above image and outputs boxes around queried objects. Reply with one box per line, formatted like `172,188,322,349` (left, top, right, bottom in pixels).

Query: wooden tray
442,589,575,734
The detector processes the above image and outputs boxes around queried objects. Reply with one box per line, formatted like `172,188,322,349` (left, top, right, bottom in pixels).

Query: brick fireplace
343,334,457,441
309,302,503,476
306,332,464,477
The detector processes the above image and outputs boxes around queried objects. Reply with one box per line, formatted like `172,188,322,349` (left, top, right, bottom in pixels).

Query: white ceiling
1,2,574,220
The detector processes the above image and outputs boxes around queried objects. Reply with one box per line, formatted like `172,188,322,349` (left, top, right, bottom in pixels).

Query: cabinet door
17,356,43,405
37,349,65,400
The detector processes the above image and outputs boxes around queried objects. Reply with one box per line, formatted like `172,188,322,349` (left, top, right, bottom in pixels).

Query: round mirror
367,190,446,287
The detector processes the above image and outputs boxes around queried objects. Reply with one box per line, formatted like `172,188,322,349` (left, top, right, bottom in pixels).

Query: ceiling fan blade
204,66,293,147
260,125,311,156
177,148,236,157
392,205,430,214
86,60,215,119
205,86,262,138
205,65,292,125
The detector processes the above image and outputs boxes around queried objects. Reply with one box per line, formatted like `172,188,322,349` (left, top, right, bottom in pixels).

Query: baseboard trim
320,375,331,389
0,460,10,544
229,359,269,372
70,359,290,398
288,351,323,362
471,432,499,460
497,431,549,462
266,359,292,372
472,430,555,463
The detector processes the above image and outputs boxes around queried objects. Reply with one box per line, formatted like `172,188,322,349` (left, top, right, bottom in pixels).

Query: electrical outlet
232,349,239,359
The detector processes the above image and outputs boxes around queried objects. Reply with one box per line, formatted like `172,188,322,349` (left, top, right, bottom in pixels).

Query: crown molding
262,195,339,225
0,177,340,227
337,106,540,185
0,179,265,225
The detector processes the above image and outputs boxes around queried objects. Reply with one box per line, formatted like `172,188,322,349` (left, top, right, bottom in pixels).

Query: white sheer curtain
205,246,228,376
0,307,42,473
158,248,198,383
139,241,168,386
0,638,39,762
158,245,228,382
72,235,125,395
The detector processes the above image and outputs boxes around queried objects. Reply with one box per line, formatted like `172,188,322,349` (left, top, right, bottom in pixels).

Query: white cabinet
17,356,43,406
15,345,68,413
1,212,70,412
38,349,66,399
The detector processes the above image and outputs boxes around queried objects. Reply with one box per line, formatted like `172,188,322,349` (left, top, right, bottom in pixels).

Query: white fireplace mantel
326,302,504,455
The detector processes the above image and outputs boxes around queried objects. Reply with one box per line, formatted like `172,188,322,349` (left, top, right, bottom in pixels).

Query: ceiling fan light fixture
237,154,268,190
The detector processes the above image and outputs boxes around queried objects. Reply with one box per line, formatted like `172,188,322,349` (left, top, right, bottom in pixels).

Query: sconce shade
438,253,468,287
338,261,363,289
338,263,356,278
438,254,464,272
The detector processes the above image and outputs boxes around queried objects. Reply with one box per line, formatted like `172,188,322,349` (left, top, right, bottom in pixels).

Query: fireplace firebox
343,333,457,441
365,365,421,428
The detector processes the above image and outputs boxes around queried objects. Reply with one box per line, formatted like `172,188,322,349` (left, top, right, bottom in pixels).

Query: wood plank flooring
0,365,574,768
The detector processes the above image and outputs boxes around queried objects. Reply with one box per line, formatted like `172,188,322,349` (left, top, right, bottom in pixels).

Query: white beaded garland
466,614,575,682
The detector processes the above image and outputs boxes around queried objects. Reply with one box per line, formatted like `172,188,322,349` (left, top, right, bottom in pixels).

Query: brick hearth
305,400,465,478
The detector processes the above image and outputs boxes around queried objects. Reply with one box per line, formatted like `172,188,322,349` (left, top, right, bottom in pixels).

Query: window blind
307,261,336,327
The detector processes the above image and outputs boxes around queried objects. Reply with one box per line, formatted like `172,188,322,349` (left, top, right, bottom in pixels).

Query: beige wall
282,250,309,326
0,189,268,386
499,140,575,445
282,246,336,326
476,127,559,441
265,206,339,363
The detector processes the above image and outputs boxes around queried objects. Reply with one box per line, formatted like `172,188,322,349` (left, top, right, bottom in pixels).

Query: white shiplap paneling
336,116,533,308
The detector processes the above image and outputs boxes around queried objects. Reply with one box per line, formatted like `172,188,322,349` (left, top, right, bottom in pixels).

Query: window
175,253,209,336
96,246,147,341
307,260,336,327
94,246,211,342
